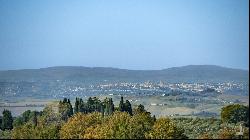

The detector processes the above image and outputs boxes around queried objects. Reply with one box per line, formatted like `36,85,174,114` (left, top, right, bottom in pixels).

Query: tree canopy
146,117,187,139
221,104,249,126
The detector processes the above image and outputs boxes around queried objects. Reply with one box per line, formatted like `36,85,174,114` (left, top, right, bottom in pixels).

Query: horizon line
0,64,248,71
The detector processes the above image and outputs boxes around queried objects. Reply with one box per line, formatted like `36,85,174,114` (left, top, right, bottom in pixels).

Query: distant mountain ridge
0,65,248,83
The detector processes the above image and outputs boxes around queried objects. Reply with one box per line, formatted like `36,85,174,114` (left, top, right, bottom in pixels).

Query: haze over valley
0,65,248,117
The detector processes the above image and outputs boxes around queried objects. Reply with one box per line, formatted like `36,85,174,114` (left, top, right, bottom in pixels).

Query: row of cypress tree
58,96,133,121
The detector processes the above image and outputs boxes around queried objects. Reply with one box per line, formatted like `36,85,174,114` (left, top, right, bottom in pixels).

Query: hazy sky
0,0,249,70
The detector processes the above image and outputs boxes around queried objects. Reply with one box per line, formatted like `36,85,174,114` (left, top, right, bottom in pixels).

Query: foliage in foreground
0,97,249,139
60,111,158,139
59,112,103,139
173,117,249,139
146,118,187,139
221,104,249,126
11,105,62,139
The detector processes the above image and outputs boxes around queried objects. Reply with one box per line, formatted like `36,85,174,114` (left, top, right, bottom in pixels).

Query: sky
0,0,249,70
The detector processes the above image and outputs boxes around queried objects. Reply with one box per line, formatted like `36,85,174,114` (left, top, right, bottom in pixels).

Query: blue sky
0,0,249,70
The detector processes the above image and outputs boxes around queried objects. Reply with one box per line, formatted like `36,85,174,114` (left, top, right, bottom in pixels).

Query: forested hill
0,65,248,83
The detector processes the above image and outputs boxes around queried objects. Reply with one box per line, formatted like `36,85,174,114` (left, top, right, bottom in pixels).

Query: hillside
0,65,248,83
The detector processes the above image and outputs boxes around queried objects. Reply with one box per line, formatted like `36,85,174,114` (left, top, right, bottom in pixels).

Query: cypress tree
87,97,93,113
59,98,73,120
119,96,125,112
107,98,115,115
68,99,74,117
124,100,132,115
58,100,62,114
93,97,99,112
101,104,104,118
153,115,156,122
74,97,79,114
104,98,109,115
110,98,114,114
105,101,110,115
138,104,145,113
79,98,86,113
63,98,67,103
2,109,13,130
